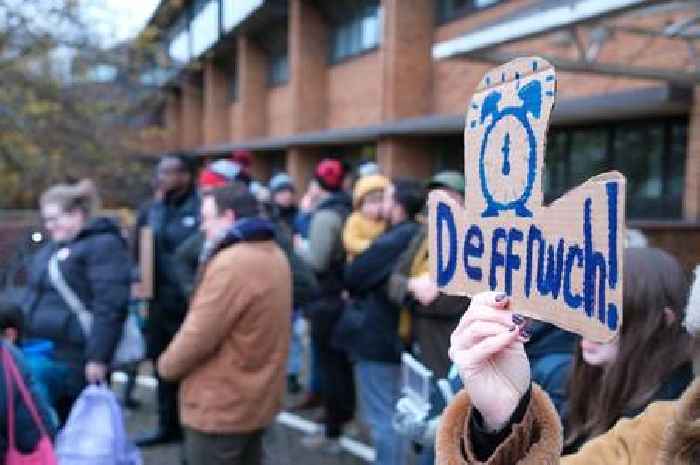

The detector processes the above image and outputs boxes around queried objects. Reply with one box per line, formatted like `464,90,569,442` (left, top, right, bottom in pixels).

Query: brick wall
327,52,384,129
267,84,293,137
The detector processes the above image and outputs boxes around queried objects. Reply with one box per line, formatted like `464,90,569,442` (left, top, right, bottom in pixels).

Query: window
543,118,688,219
268,53,289,87
191,0,220,57
223,0,263,32
329,3,382,64
437,0,503,23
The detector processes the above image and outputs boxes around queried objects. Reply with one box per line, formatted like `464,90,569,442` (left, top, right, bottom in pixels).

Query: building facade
138,0,700,268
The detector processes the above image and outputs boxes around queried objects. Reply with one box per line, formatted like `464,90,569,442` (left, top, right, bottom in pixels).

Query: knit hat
315,158,345,192
199,159,242,189
231,150,252,172
269,173,295,194
353,174,389,208
426,171,465,195
357,161,380,178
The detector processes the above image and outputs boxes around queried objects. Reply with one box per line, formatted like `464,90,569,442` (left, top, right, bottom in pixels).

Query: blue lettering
537,239,565,299
464,225,484,282
525,225,543,297
583,198,608,324
436,202,457,287
563,245,583,309
489,228,507,292
505,228,524,295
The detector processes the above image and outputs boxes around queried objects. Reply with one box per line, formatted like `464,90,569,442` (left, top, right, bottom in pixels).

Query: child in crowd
342,174,390,262
0,300,58,456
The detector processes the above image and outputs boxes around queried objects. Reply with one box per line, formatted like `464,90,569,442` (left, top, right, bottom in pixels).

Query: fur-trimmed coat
436,379,700,465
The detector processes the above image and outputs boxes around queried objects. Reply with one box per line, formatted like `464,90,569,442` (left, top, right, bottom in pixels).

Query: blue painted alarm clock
476,79,544,218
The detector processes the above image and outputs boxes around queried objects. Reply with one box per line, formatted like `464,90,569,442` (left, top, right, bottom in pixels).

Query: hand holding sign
429,57,625,343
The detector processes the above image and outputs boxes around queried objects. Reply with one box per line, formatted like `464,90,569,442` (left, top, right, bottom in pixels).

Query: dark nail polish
512,314,525,326
519,326,532,339
495,292,506,302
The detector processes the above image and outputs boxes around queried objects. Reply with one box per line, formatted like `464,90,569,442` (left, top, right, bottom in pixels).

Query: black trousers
146,313,182,436
184,428,264,465
314,335,355,438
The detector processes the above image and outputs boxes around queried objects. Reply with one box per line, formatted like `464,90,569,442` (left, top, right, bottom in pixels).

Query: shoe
291,392,322,411
287,375,302,395
122,398,142,410
134,429,183,447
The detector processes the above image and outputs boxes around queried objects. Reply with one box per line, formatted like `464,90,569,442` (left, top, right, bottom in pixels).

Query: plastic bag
55,385,142,465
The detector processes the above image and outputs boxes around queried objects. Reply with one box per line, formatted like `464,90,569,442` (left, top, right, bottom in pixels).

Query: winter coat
158,219,292,434
342,221,421,364
0,343,57,460
24,217,131,365
436,375,700,465
134,190,200,333
388,225,467,378
342,212,386,262
297,192,352,343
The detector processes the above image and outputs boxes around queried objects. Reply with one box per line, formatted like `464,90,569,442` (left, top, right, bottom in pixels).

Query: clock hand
501,132,511,176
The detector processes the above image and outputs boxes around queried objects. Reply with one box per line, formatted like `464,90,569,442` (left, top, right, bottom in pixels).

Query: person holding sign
435,248,695,465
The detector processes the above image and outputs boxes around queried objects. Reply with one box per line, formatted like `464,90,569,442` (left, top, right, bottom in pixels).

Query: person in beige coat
158,185,292,465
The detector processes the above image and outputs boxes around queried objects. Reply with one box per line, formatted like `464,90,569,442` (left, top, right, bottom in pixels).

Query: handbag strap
47,250,93,335
2,347,49,449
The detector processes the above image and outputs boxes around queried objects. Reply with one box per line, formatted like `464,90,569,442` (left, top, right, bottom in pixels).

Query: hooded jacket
158,218,291,434
24,217,131,364
435,377,700,465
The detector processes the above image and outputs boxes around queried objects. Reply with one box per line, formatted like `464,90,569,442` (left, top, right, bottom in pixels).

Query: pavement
114,373,372,465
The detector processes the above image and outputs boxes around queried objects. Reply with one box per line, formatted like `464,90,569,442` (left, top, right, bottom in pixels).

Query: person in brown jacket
157,185,292,465
435,291,700,465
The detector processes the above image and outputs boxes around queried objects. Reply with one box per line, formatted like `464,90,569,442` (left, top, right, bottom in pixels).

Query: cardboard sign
139,226,154,300
428,57,625,342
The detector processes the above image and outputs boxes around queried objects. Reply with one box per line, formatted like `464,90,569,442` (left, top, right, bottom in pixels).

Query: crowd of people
1,149,700,465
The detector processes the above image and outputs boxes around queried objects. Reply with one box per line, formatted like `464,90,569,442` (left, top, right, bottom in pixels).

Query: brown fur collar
658,377,700,465
436,384,562,464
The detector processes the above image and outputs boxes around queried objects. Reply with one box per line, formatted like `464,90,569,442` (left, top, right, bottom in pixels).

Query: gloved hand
393,396,433,446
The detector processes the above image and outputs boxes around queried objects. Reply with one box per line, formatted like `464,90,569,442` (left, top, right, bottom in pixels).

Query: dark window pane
329,3,381,63
569,128,608,187
438,0,503,23
544,131,568,203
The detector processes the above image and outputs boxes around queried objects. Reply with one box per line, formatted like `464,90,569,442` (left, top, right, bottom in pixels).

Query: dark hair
0,300,24,341
163,154,196,177
565,247,693,447
393,178,426,220
205,184,260,219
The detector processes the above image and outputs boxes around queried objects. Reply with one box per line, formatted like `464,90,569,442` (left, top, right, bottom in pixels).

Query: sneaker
300,434,342,455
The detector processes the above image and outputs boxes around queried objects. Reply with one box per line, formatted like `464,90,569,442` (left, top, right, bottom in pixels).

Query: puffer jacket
436,377,700,465
24,218,131,365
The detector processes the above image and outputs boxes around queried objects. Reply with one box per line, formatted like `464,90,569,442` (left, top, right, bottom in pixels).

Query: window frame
436,0,506,25
328,3,382,65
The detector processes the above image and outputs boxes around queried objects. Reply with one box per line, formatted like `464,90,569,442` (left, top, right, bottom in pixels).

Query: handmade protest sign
428,57,625,342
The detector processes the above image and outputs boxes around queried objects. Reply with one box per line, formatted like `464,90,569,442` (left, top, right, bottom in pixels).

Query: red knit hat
198,169,229,189
231,150,252,172
315,158,345,192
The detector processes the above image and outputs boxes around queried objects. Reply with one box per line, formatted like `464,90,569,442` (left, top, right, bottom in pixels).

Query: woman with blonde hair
23,180,131,422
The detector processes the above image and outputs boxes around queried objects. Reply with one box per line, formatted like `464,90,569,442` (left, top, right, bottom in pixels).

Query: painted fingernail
519,326,533,340
512,314,525,326
495,292,507,302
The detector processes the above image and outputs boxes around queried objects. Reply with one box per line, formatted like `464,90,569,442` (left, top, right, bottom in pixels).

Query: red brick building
137,0,700,267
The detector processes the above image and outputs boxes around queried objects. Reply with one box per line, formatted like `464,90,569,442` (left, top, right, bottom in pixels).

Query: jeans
184,428,264,465
355,360,404,465
286,312,304,376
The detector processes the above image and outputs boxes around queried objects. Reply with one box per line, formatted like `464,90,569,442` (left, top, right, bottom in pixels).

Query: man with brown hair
157,186,291,465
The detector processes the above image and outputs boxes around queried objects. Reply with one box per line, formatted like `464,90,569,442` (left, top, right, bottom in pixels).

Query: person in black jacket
343,178,426,465
133,155,200,446
25,179,131,422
